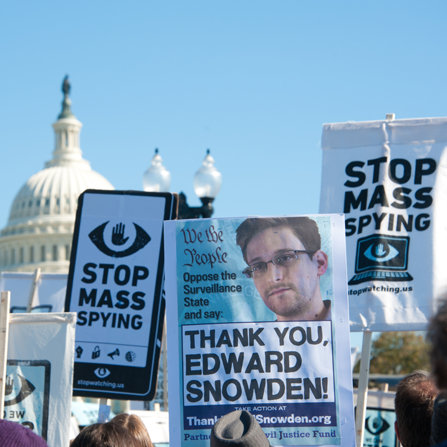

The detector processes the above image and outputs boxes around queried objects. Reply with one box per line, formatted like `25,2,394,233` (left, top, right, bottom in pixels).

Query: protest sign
362,408,396,447
353,390,397,447
65,190,175,400
320,117,447,331
6,313,76,447
164,215,354,447
0,272,67,313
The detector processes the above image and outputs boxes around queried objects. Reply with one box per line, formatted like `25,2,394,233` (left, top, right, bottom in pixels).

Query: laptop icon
348,234,413,285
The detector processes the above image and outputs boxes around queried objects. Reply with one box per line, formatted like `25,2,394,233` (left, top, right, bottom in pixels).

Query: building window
19,247,24,264
52,245,58,261
65,245,70,260
30,246,34,263
41,245,46,262
11,249,15,265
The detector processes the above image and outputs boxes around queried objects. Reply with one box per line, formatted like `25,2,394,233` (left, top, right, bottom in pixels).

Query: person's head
431,390,447,445
70,413,153,447
210,410,270,447
394,371,438,447
0,419,48,446
427,299,447,389
236,217,328,321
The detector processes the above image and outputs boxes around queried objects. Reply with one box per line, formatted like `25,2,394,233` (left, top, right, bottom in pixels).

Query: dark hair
236,217,321,262
427,300,447,389
394,371,438,447
70,413,153,447
431,390,447,445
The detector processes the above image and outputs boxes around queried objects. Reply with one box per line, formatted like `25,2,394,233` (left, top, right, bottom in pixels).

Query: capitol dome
0,77,113,273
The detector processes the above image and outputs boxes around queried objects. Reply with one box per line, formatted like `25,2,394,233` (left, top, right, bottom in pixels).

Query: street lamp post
142,148,222,411
143,149,222,219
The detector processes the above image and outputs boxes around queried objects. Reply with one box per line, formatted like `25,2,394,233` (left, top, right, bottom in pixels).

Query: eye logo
364,242,399,263
349,234,413,285
94,367,111,379
89,222,150,258
365,415,390,435
4,374,35,406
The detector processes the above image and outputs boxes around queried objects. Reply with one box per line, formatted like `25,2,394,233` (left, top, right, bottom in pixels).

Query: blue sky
2,1,446,349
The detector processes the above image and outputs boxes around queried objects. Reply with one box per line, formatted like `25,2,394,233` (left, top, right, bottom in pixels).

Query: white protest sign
66,190,173,400
182,321,335,412
320,118,447,331
164,215,355,447
6,313,76,447
0,272,67,313
363,408,396,447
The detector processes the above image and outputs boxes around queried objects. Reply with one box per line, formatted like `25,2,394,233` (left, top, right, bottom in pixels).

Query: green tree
366,331,430,375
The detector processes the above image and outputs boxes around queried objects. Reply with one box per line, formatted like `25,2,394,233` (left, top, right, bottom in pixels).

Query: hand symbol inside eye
111,223,129,246
375,243,386,257
365,242,399,263
365,415,390,435
5,375,13,396
89,221,151,257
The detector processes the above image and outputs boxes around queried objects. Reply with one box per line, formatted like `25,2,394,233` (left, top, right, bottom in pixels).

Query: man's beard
263,282,308,315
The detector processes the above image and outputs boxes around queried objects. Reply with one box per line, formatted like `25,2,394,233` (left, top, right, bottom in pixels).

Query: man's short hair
394,371,438,447
427,299,447,389
236,217,321,262
71,413,153,447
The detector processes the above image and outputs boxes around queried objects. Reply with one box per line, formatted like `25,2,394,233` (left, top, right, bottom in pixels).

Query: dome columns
49,118,86,167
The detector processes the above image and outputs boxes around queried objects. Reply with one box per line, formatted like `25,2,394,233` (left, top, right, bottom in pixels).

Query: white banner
320,117,447,331
0,272,67,313
6,313,76,447
182,321,335,406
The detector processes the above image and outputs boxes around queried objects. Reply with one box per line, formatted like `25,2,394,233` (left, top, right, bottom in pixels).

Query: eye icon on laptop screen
349,234,413,285
363,242,399,263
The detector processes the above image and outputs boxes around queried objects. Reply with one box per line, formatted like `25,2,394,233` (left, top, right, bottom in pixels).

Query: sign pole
98,397,111,423
0,291,11,419
26,268,41,312
355,330,373,447
162,315,168,410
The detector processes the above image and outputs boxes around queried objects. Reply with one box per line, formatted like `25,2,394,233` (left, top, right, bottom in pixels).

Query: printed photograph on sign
164,214,354,447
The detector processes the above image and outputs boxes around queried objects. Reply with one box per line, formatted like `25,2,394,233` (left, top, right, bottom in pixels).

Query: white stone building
0,77,113,273
0,78,169,412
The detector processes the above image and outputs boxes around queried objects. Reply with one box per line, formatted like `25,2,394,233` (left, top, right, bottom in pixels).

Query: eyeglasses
242,250,314,278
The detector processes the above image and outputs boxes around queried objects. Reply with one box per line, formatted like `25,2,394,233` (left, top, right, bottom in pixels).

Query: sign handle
98,398,111,423
0,291,11,419
355,330,373,447
26,268,41,312
162,315,168,410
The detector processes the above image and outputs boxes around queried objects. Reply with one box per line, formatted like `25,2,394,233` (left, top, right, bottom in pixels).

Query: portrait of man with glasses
236,216,330,321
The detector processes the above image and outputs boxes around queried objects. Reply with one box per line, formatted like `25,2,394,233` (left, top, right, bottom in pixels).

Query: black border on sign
354,406,397,447
65,189,174,400
7,359,51,440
